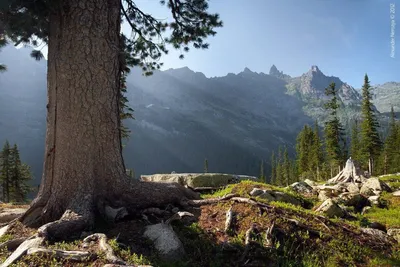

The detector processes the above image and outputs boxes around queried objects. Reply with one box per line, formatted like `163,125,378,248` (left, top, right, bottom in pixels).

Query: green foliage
379,106,400,174
259,159,265,181
204,158,208,173
350,119,361,161
324,82,346,176
0,35,6,72
0,141,32,203
360,74,382,174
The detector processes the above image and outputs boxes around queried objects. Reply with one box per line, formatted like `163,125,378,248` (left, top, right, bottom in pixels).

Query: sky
36,0,399,88
128,0,400,88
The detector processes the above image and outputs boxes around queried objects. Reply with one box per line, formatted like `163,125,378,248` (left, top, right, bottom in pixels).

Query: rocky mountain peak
268,64,291,80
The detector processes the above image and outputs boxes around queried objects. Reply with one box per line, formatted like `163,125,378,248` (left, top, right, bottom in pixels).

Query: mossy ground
1,180,399,266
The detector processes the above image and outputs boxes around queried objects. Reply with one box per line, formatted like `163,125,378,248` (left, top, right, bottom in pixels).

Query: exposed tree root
0,235,44,267
26,247,95,262
0,237,27,251
185,193,240,206
165,211,194,224
83,233,126,265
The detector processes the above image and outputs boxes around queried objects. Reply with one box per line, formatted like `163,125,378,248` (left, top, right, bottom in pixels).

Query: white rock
315,199,346,218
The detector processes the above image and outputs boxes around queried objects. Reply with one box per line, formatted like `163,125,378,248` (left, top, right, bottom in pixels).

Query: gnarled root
26,247,95,262
83,233,126,265
0,235,44,267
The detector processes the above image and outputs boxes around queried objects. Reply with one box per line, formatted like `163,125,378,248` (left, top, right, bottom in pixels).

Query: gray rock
141,173,257,188
368,195,380,205
387,229,400,243
304,179,316,186
257,191,276,202
315,199,346,218
250,188,302,206
289,181,314,195
345,182,360,194
318,190,332,202
360,178,392,196
360,228,395,244
143,223,185,260
393,190,400,197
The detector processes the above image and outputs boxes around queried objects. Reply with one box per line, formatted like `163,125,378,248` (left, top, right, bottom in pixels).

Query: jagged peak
243,67,253,73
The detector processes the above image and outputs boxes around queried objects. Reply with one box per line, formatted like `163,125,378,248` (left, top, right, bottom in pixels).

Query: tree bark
17,0,198,235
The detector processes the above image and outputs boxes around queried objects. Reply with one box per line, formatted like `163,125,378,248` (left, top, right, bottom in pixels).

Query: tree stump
328,158,367,183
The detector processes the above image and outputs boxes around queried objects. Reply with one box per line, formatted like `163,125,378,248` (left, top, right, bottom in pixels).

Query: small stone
393,190,400,197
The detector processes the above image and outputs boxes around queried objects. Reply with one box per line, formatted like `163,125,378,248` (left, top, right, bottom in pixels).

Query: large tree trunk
18,0,198,237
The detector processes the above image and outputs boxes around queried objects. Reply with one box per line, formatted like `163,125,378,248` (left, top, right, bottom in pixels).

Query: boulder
360,178,392,196
360,228,395,244
143,223,185,260
288,181,314,195
387,229,400,243
315,199,346,218
368,196,380,206
141,173,257,188
0,208,27,223
344,182,360,194
250,188,302,206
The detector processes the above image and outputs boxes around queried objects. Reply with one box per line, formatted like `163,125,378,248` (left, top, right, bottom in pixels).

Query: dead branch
264,222,275,248
0,237,27,251
83,233,125,265
224,206,234,234
26,247,94,262
165,211,194,224
0,235,44,267
185,193,239,206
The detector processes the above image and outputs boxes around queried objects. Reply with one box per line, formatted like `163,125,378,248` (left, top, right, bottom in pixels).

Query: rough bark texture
18,0,198,236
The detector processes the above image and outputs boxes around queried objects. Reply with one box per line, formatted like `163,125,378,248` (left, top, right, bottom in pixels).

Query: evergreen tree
0,0,223,233
312,120,324,181
350,119,361,161
259,160,265,182
295,125,315,180
383,106,399,174
359,74,382,175
0,32,6,72
204,158,209,173
270,151,276,185
324,82,345,177
275,146,283,186
0,140,11,202
283,146,290,186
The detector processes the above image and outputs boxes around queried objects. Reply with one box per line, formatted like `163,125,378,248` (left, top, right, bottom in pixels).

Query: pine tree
0,32,6,72
312,120,324,181
259,160,265,182
275,146,283,186
360,74,382,175
383,106,399,174
0,140,11,202
270,151,276,184
204,158,209,173
295,125,315,180
0,0,223,235
350,119,361,161
283,146,290,186
324,82,345,177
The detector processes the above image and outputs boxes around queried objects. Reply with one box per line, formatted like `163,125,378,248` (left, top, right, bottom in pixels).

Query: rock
143,223,185,260
369,222,387,232
0,208,27,223
304,179,316,186
339,193,370,212
360,228,395,244
344,182,360,194
250,188,302,206
387,229,400,243
289,181,314,195
315,199,346,218
141,173,257,188
249,188,264,197
368,196,380,206
393,190,400,197
360,178,392,196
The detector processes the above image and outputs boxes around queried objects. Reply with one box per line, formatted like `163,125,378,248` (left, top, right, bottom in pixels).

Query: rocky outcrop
141,173,257,188
288,181,314,195
338,193,370,213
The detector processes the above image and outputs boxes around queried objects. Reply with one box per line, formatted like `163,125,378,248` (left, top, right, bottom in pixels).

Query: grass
379,174,400,190
363,192,400,228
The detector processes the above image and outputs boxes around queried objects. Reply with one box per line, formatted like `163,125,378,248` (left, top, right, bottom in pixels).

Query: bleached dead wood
26,247,94,262
224,206,234,234
83,233,125,265
0,235,44,267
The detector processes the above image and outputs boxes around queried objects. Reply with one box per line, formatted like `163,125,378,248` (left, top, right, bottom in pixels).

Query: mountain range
0,45,399,185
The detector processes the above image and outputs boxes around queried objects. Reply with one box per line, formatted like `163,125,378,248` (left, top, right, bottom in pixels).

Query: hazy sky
128,0,399,88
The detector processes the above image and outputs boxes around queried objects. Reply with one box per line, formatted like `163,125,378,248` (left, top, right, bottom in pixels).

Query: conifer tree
359,74,382,175
275,146,283,186
0,0,223,235
283,146,290,186
259,160,265,182
382,106,399,174
324,82,345,177
312,120,324,181
0,140,11,202
204,158,209,173
0,31,6,72
270,151,276,184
